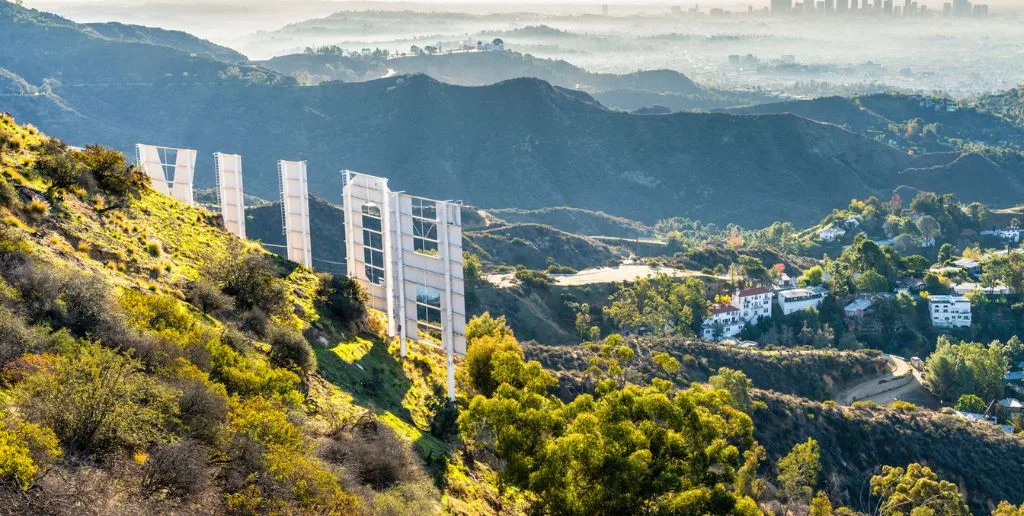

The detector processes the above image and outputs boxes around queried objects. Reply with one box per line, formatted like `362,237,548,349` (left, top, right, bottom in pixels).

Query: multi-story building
777,286,829,315
702,304,744,341
771,0,793,14
929,295,972,328
732,287,773,324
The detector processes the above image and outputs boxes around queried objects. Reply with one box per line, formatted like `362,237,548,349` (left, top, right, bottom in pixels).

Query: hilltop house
777,286,828,315
702,304,744,341
952,282,1012,296
819,227,846,242
477,38,505,52
929,295,972,328
733,286,773,324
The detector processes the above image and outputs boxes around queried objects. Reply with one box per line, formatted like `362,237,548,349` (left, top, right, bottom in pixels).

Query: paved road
484,264,725,288
835,355,928,405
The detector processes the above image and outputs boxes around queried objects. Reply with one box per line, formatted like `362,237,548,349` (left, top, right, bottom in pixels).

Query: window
361,204,385,285
411,198,439,255
416,285,442,340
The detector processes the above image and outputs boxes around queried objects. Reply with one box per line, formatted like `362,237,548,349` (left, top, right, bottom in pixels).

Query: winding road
835,354,930,406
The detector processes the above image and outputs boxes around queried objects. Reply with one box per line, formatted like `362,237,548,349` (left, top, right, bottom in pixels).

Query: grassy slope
0,115,509,514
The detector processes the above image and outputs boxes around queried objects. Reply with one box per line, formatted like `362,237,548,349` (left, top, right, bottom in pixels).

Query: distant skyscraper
601,4,609,16
771,0,792,15
836,0,849,12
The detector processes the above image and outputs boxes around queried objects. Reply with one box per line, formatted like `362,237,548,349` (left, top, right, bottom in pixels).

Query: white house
928,295,972,328
981,229,1023,243
701,304,744,341
777,286,829,315
818,227,846,242
476,38,505,52
952,282,1011,295
732,286,773,324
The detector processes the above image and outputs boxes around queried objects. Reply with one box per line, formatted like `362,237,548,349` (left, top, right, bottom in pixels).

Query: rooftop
844,298,873,312
737,286,771,297
710,303,740,315
998,398,1023,409
779,286,827,300
928,295,970,304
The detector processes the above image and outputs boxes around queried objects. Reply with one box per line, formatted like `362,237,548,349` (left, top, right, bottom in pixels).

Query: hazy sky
26,0,1024,8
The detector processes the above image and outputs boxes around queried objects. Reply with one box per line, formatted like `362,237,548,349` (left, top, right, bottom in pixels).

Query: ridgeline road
835,354,929,406
484,264,728,288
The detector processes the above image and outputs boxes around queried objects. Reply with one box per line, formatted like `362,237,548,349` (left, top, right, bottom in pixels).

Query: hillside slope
84,21,247,62
525,336,1024,514
0,113,509,514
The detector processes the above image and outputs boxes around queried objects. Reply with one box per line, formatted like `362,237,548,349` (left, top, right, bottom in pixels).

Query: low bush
321,416,426,491
142,440,210,498
268,326,316,376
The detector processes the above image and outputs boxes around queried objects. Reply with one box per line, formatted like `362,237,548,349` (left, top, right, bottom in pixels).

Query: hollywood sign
137,146,464,398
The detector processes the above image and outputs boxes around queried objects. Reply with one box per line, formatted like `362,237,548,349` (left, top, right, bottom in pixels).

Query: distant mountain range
259,49,778,111
3,2,1024,228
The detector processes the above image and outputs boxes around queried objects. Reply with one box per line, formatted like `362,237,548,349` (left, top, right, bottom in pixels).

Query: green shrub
315,272,366,332
210,250,289,317
186,278,233,315
268,326,317,376
14,343,178,454
0,410,62,491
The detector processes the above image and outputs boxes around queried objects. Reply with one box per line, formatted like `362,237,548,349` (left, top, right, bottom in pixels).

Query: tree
574,303,592,340
937,243,957,264
315,273,366,332
925,338,1008,403
982,253,1024,297
916,215,942,244
460,357,760,514
824,258,852,298
900,254,931,275
799,265,824,287
465,312,514,342
35,138,83,197
993,501,1024,516
776,438,821,501
870,463,969,516
604,274,705,337
810,490,833,516
737,255,770,286
954,394,987,413
910,192,941,216
77,145,148,201
893,233,917,254
709,367,754,413
1001,336,1024,366
464,314,523,397
855,270,890,293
